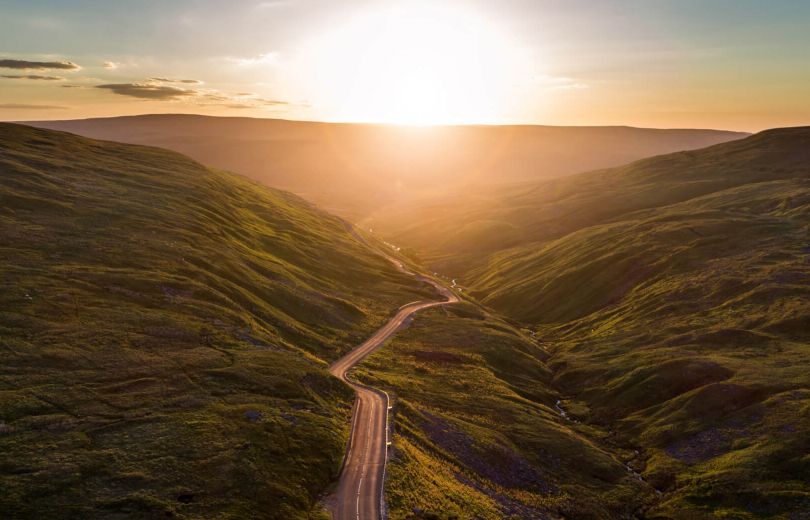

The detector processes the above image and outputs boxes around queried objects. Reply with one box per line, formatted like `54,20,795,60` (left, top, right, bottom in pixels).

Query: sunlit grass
371,128,810,517
355,303,654,519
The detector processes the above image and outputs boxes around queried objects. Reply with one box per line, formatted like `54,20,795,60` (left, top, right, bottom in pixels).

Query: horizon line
5,112,760,134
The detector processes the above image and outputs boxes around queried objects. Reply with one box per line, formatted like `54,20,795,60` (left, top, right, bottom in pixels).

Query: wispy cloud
0,59,79,70
94,78,292,109
206,94,290,108
196,91,290,109
229,52,279,67
96,82,196,100
0,103,67,110
2,74,64,80
255,1,296,9
149,77,202,84
530,74,591,91
103,60,143,70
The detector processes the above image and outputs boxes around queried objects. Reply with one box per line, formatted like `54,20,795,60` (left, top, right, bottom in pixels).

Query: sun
295,5,528,125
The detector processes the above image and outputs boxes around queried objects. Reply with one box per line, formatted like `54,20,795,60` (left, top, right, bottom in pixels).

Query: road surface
328,246,458,520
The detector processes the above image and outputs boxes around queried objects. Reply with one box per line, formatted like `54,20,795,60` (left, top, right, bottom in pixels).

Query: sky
1,0,809,131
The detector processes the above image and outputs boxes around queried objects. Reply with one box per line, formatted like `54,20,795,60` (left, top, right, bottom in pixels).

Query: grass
372,127,807,274
354,303,656,519
0,123,434,519
373,128,810,518
4,120,808,519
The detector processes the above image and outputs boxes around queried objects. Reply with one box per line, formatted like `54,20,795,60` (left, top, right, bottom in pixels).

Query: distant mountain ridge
24,114,748,218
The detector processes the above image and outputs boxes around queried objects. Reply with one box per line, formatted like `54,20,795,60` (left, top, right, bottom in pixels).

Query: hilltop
0,123,432,519
24,114,747,218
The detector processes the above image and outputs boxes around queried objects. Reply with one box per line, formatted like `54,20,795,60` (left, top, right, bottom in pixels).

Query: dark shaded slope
356,303,655,520
439,128,810,518
470,127,810,318
0,124,429,519
369,127,810,518
523,181,810,518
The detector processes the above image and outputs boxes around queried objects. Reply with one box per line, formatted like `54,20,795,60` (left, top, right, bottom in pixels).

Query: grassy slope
373,129,810,273
355,303,655,520
0,123,432,519
27,115,746,219
519,181,810,518
378,128,810,518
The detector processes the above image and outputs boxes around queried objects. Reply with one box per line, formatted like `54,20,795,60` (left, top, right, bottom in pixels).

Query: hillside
25,115,747,218
373,127,810,274
374,128,810,517
0,123,432,519
4,121,806,518
355,303,655,519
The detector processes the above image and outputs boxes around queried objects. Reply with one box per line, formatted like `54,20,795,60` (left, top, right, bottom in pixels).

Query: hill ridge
0,122,431,519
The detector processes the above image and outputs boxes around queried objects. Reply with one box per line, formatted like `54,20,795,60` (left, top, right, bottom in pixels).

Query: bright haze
2,0,810,131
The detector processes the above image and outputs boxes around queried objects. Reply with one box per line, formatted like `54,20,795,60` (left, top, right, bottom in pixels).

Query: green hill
355,303,655,519
369,128,803,272
0,123,431,519
374,128,810,518
4,121,807,519
26,115,747,219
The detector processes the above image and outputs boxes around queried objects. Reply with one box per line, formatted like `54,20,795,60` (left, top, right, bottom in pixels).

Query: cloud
255,1,295,8
212,91,293,108
149,77,202,84
0,103,67,110
229,52,279,67
553,82,590,91
200,91,289,108
95,82,196,100
530,74,591,90
228,98,290,108
255,98,290,107
0,59,79,70
2,74,64,81
103,61,119,70
95,78,294,110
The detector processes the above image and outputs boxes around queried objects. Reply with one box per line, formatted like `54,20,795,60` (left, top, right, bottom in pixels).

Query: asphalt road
328,250,457,520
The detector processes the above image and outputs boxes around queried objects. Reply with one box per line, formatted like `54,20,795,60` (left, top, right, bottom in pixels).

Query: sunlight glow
296,5,530,125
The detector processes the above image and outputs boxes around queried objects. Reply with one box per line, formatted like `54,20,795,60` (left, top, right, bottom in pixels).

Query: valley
327,260,457,520
1,121,807,520
3,2,808,519
369,127,810,518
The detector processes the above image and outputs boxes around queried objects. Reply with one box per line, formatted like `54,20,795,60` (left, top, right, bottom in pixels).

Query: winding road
328,247,458,520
